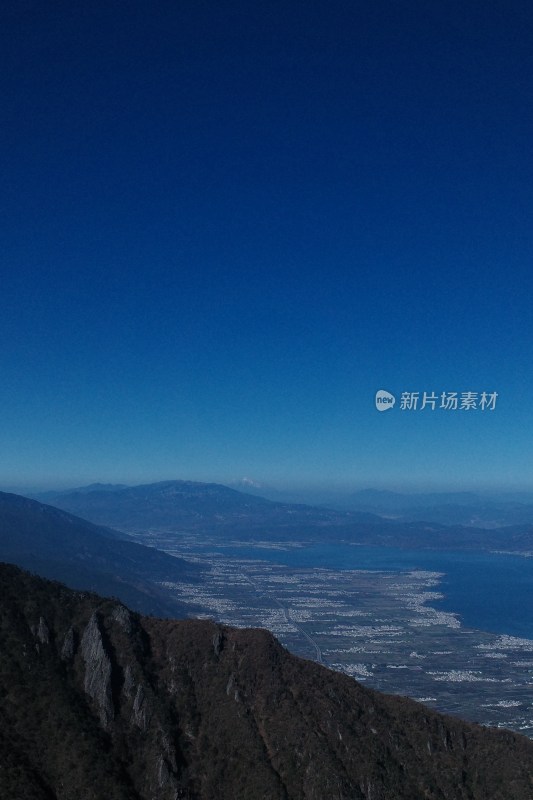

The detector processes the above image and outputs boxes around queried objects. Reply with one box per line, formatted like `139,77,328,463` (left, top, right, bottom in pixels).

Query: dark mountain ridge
0,491,202,618
1,561,533,800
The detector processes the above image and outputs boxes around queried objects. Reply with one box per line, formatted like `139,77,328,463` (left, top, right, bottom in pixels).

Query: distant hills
38,482,129,496
232,483,533,528
0,491,203,618
31,480,533,553
2,561,533,800
232,484,486,510
330,489,533,528
33,479,380,532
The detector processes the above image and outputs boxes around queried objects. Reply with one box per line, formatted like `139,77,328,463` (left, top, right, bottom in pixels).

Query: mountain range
33,480,379,532
31,480,533,553
1,561,533,800
231,483,533,528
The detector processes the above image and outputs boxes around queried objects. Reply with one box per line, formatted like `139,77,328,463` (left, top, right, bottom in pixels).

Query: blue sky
1,1,533,491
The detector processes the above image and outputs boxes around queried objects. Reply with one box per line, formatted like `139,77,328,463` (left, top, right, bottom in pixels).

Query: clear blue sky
2,1,533,491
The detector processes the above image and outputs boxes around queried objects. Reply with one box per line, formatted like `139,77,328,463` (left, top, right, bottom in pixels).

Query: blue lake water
209,543,533,640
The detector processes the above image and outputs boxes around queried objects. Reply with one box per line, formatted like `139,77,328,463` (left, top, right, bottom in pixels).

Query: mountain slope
1,562,532,800
0,491,202,618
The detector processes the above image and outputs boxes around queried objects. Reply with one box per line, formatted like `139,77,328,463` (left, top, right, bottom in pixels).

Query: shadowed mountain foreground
1,563,533,800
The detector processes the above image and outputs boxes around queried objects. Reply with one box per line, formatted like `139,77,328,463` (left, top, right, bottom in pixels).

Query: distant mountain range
231,483,533,528
2,561,533,800
30,480,533,553
0,491,203,618
231,483,486,508
33,479,381,532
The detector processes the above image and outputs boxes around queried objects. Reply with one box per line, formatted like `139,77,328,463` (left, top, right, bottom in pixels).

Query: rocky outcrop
132,683,151,731
60,626,76,661
112,603,133,634
36,616,50,645
80,612,114,727
123,662,135,696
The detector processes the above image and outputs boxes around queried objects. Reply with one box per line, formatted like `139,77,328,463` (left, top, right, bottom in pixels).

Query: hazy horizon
4,476,533,499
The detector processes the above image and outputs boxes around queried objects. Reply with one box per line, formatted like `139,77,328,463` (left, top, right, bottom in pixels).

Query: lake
206,543,533,640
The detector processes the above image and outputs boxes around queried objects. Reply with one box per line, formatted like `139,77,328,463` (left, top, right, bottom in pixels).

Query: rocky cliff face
1,562,532,800
80,612,115,727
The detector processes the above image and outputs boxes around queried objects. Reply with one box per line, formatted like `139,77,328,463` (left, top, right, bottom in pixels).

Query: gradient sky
2,1,533,491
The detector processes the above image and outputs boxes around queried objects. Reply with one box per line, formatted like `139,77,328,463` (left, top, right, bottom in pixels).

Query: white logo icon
375,389,396,411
